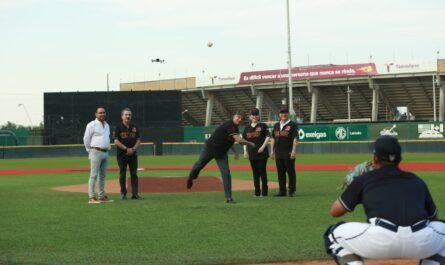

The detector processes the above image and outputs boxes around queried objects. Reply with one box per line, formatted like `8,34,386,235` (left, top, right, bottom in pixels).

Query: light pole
347,86,352,121
384,63,394,73
18,104,34,127
286,0,295,116
436,50,441,121
433,75,437,121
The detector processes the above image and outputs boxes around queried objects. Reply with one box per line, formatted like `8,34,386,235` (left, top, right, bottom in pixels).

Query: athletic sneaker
98,196,114,203
88,197,101,204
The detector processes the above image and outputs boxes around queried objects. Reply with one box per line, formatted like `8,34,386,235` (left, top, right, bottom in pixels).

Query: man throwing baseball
187,112,255,203
324,135,445,265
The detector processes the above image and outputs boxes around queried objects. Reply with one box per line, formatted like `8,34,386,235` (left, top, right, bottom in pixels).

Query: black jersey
243,123,270,160
113,123,140,157
339,166,437,226
205,120,239,157
272,120,298,159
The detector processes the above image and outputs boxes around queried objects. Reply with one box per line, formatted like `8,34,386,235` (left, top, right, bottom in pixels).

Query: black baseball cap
250,108,260,116
279,107,289,113
373,135,402,164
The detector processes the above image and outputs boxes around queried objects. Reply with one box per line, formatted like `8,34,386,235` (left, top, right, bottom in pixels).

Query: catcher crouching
324,136,445,265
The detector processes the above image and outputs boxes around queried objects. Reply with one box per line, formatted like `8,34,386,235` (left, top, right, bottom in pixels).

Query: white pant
88,149,109,198
328,218,445,262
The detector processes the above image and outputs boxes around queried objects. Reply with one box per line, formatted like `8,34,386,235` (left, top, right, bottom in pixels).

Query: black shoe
288,191,295,197
131,194,143,200
226,198,236,204
273,193,286,197
121,193,127,200
186,177,193,189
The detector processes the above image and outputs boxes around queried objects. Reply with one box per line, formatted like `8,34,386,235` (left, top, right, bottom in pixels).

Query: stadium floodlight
18,103,34,127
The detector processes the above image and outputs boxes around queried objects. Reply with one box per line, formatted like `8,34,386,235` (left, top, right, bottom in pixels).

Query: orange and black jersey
206,120,239,157
272,120,298,159
243,123,270,160
113,123,140,157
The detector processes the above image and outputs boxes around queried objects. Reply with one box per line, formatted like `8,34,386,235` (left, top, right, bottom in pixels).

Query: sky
1,0,444,126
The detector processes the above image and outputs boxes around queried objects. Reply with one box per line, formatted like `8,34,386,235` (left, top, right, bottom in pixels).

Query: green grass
1,152,445,170
0,154,444,265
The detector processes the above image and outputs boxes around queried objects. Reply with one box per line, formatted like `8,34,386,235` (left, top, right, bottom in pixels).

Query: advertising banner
239,63,378,84
297,126,330,142
417,123,444,139
330,124,368,141
369,123,410,140
184,122,445,143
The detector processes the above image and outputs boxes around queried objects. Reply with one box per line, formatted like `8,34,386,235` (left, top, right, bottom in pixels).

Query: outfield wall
184,121,445,142
1,140,444,159
161,140,445,156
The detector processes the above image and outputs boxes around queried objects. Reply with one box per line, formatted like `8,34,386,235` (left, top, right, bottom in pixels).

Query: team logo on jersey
132,127,137,132
285,125,291,131
255,127,262,132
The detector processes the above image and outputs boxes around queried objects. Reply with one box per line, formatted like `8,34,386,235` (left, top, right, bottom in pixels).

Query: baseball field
1,153,444,265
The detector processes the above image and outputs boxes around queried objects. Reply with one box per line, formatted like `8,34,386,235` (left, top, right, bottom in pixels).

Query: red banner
238,63,378,84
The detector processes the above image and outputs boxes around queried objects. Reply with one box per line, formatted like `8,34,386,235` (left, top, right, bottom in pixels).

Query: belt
91,147,108,152
375,218,428,233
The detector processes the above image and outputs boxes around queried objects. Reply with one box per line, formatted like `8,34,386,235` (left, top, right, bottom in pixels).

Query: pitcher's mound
52,176,278,193
135,176,224,192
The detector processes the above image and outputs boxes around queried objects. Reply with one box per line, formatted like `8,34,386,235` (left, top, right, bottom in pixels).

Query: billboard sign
418,124,444,139
239,63,378,84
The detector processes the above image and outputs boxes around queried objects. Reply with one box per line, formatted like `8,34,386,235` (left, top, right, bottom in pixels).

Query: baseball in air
207,42,213,47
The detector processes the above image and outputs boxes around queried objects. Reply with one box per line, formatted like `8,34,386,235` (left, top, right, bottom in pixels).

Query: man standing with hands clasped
83,107,113,204
270,107,298,197
114,108,143,200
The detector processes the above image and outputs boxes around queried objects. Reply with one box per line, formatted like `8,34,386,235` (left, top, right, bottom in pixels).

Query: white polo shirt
83,118,111,152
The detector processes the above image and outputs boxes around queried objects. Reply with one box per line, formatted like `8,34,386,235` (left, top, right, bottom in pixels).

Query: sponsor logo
335,127,347,140
418,124,444,139
380,124,398,136
298,129,305,140
298,128,327,140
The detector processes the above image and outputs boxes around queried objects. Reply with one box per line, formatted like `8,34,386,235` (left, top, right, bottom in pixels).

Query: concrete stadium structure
120,61,445,126
182,75,444,126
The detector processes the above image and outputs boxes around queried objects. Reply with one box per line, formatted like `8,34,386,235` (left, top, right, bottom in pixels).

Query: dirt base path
3,162,445,176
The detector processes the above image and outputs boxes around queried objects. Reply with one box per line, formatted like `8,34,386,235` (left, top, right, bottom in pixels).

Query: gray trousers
88,149,109,198
189,145,232,199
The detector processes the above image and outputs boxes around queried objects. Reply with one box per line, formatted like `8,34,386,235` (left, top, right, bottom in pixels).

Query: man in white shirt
83,107,113,204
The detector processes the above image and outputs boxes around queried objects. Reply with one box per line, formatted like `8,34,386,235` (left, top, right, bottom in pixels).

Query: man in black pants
187,112,255,203
113,108,142,200
270,107,298,197
243,108,270,197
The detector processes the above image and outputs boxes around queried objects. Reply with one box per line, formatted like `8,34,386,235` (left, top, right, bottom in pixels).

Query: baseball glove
341,161,374,189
